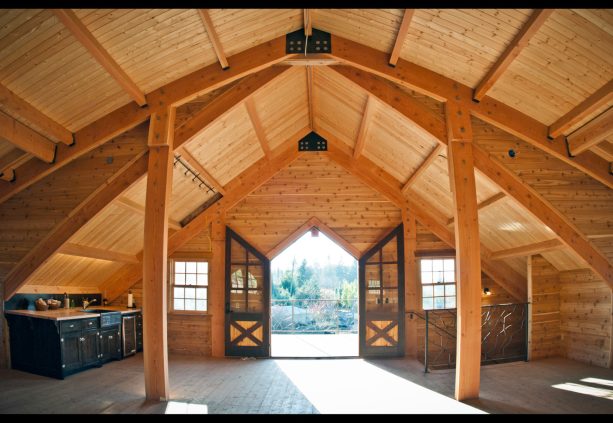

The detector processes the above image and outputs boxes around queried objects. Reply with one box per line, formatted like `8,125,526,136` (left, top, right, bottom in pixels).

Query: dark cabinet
60,331,83,374
99,326,122,363
59,319,100,376
122,315,136,357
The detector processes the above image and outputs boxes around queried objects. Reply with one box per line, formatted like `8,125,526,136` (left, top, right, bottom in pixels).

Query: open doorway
270,228,358,357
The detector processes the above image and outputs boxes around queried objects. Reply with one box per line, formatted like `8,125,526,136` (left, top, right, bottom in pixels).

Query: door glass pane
365,265,380,289
230,290,246,312
248,265,263,289
231,266,245,289
247,251,261,265
231,239,246,263
381,288,398,312
381,264,397,289
247,290,263,312
366,289,381,312
381,236,398,262
367,250,380,264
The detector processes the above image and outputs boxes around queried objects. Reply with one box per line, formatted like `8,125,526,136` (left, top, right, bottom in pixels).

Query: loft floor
0,354,611,413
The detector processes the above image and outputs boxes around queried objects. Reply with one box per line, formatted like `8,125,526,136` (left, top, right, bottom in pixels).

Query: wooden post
142,107,175,401
403,209,418,358
527,255,533,361
210,212,226,357
446,101,482,401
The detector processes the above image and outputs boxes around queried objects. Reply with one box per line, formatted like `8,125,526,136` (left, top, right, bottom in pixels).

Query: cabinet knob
108,336,113,340
60,338,64,342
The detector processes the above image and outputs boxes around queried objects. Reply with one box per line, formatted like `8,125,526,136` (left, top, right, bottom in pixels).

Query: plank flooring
0,354,611,413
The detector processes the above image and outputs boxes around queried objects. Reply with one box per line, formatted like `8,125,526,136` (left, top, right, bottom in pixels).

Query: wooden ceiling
0,9,611,295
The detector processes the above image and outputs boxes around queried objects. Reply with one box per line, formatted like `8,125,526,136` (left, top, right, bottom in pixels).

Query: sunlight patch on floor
275,359,486,414
552,383,613,400
580,377,613,388
271,334,358,357
164,401,208,414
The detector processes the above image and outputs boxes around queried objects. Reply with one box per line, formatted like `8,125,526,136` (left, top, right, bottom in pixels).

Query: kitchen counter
4,306,141,321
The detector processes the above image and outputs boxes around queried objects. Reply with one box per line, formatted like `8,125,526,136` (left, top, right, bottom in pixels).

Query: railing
271,299,359,334
415,303,528,372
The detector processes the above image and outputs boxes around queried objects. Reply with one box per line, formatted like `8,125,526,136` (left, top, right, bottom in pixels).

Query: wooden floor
0,354,611,413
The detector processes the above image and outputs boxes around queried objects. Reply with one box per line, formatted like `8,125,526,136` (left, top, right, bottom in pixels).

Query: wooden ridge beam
0,35,291,206
401,144,443,194
304,9,313,36
115,196,182,231
328,35,613,188
0,110,56,163
244,97,272,160
307,66,314,130
549,80,613,138
447,191,506,226
353,95,375,159
567,108,613,156
389,9,414,66
53,9,146,106
0,83,73,145
488,238,565,261
4,151,149,300
473,9,553,101
198,9,229,70
473,147,613,286
58,242,141,264
176,147,227,196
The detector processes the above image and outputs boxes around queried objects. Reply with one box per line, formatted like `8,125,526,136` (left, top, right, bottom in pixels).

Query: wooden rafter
447,192,506,226
0,61,291,206
353,95,375,159
0,150,31,181
488,239,564,261
4,151,149,300
473,9,553,101
329,62,613,285
244,97,272,159
53,9,147,106
389,9,414,66
0,110,56,163
567,108,613,156
549,80,613,138
175,147,227,196
304,9,313,36
198,9,229,70
114,196,182,231
307,66,314,130
401,144,442,194
266,216,361,260
328,34,613,189
58,243,140,264
0,83,73,145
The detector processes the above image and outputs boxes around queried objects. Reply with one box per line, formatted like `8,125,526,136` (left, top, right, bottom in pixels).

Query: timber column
210,211,226,357
403,209,419,358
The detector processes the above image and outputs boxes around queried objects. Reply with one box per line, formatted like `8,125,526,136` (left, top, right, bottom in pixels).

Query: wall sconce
483,287,492,296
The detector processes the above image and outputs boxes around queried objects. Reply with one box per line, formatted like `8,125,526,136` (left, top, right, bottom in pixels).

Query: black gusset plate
286,28,331,54
298,132,327,151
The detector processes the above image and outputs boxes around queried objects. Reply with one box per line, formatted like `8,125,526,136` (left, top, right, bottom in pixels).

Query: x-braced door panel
225,228,270,357
359,224,405,357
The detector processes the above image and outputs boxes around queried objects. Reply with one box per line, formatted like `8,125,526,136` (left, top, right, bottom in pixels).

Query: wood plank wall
560,269,612,368
530,255,561,360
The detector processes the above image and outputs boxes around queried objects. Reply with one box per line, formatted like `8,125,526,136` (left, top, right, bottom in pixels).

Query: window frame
168,257,210,315
419,256,456,311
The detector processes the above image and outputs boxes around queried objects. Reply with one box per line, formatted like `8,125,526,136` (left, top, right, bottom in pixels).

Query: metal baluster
425,310,429,373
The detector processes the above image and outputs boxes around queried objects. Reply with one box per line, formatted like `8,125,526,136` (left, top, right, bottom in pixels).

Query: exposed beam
0,110,56,163
53,9,147,106
266,216,360,260
280,54,341,66
587,233,613,240
473,9,553,101
4,152,149,300
328,34,613,189
197,9,229,70
402,209,419,358
446,101,481,401
389,9,414,66
447,191,506,226
489,238,565,261
401,144,443,194
0,83,73,145
473,147,613,286
0,150,31,181
0,62,291,206
175,147,227,196
567,108,613,156
58,242,140,264
102,127,310,303
307,66,314,130
244,97,272,159
304,9,312,36
549,80,613,138
590,141,613,162
353,95,375,159
142,106,174,401
115,196,182,231
17,285,100,295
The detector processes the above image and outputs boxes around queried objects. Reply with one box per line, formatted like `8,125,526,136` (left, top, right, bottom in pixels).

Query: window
170,260,208,312
420,258,456,310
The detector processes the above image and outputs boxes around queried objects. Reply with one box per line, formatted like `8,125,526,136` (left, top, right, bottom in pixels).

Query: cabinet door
61,332,82,373
81,330,100,367
100,327,122,361
135,314,143,352
122,316,136,356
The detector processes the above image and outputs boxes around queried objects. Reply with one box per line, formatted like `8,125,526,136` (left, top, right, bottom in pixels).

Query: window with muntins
420,258,456,310
170,260,209,312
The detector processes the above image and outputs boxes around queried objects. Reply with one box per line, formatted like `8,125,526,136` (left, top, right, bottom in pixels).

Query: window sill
168,310,210,316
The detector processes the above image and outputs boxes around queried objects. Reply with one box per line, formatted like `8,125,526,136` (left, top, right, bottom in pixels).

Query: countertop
5,306,141,321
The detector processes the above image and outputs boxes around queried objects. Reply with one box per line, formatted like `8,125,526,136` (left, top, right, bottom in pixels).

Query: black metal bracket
286,28,331,54
298,131,327,152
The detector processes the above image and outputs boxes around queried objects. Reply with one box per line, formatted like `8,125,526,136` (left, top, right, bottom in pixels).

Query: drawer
82,318,99,330
60,320,82,333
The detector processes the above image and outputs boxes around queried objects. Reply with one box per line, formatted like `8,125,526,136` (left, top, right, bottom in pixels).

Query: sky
271,230,356,273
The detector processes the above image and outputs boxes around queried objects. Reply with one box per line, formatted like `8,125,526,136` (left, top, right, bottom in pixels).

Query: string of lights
173,154,216,194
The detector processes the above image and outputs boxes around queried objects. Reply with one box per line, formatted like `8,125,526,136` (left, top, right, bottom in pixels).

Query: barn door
359,224,405,357
225,227,270,357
